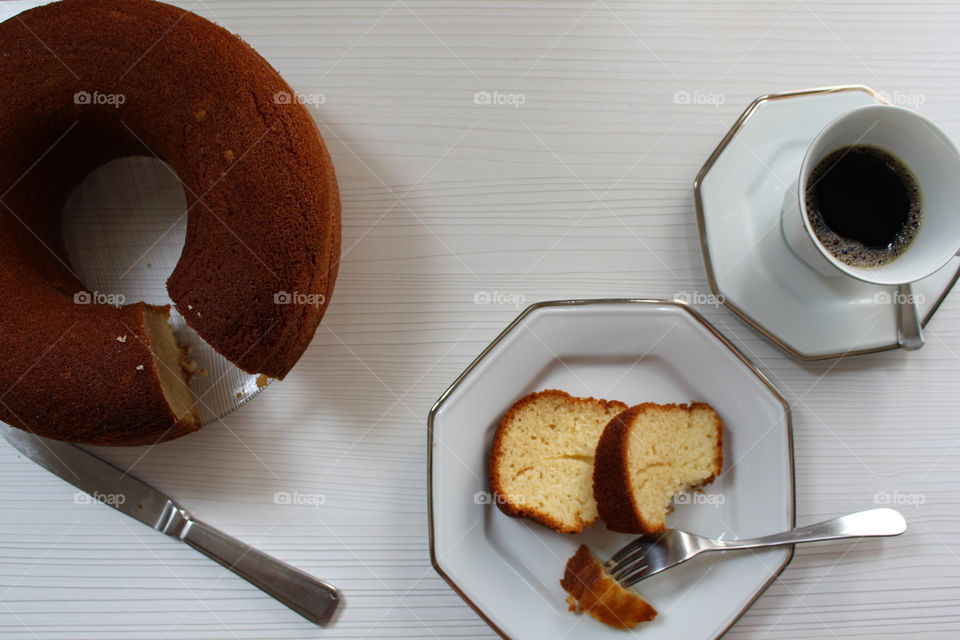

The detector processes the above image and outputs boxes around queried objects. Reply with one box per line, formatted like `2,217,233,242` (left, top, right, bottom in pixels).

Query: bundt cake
561,544,657,629
0,0,340,445
488,390,628,533
593,403,724,533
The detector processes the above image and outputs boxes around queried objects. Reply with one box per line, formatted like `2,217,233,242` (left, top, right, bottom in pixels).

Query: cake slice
561,544,657,629
593,402,723,533
488,390,628,533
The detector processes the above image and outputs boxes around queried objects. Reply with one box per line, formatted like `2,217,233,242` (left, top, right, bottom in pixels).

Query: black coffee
805,144,922,268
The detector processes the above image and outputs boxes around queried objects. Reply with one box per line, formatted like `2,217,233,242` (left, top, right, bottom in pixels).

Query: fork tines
605,542,649,580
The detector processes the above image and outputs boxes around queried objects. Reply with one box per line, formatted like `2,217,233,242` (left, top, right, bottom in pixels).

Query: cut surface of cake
593,402,723,533
488,390,628,533
142,305,200,430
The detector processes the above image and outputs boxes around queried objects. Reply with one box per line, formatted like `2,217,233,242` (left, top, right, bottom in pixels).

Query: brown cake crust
560,544,657,629
0,300,199,446
0,0,339,444
488,389,628,533
593,403,724,533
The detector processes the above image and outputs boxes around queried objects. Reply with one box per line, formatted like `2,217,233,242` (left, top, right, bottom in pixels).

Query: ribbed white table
1,1,958,638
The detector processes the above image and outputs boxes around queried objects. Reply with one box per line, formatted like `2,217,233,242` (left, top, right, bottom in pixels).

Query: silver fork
606,508,907,587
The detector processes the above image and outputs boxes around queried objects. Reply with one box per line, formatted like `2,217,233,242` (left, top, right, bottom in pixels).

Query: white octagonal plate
428,299,795,640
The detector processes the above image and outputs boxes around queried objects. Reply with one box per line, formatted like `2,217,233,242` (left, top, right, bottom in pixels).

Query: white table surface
2,1,959,638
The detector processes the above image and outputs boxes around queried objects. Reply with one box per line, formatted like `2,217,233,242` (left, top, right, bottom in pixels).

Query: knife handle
180,518,341,625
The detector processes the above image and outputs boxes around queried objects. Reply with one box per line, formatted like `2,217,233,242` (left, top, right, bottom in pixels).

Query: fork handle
715,508,906,550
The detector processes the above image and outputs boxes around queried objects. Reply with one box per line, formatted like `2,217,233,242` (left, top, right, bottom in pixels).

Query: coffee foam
807,208,921,268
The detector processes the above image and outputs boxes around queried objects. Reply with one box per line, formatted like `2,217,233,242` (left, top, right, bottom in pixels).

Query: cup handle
896,283,924,350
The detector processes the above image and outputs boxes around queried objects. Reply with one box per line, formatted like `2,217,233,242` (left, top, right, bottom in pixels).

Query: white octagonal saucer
428,299,795,640
694,85,960,360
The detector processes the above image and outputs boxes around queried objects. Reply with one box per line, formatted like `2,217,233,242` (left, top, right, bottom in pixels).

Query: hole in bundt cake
62,156,199,425
62,156,187,304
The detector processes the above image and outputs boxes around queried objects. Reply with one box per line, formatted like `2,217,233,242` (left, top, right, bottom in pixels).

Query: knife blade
0,423,341,625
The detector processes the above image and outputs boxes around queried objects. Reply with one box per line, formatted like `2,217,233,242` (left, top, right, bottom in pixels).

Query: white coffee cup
781,104,960,285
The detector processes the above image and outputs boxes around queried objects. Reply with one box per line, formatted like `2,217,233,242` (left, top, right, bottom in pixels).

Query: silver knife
0,423,341,625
